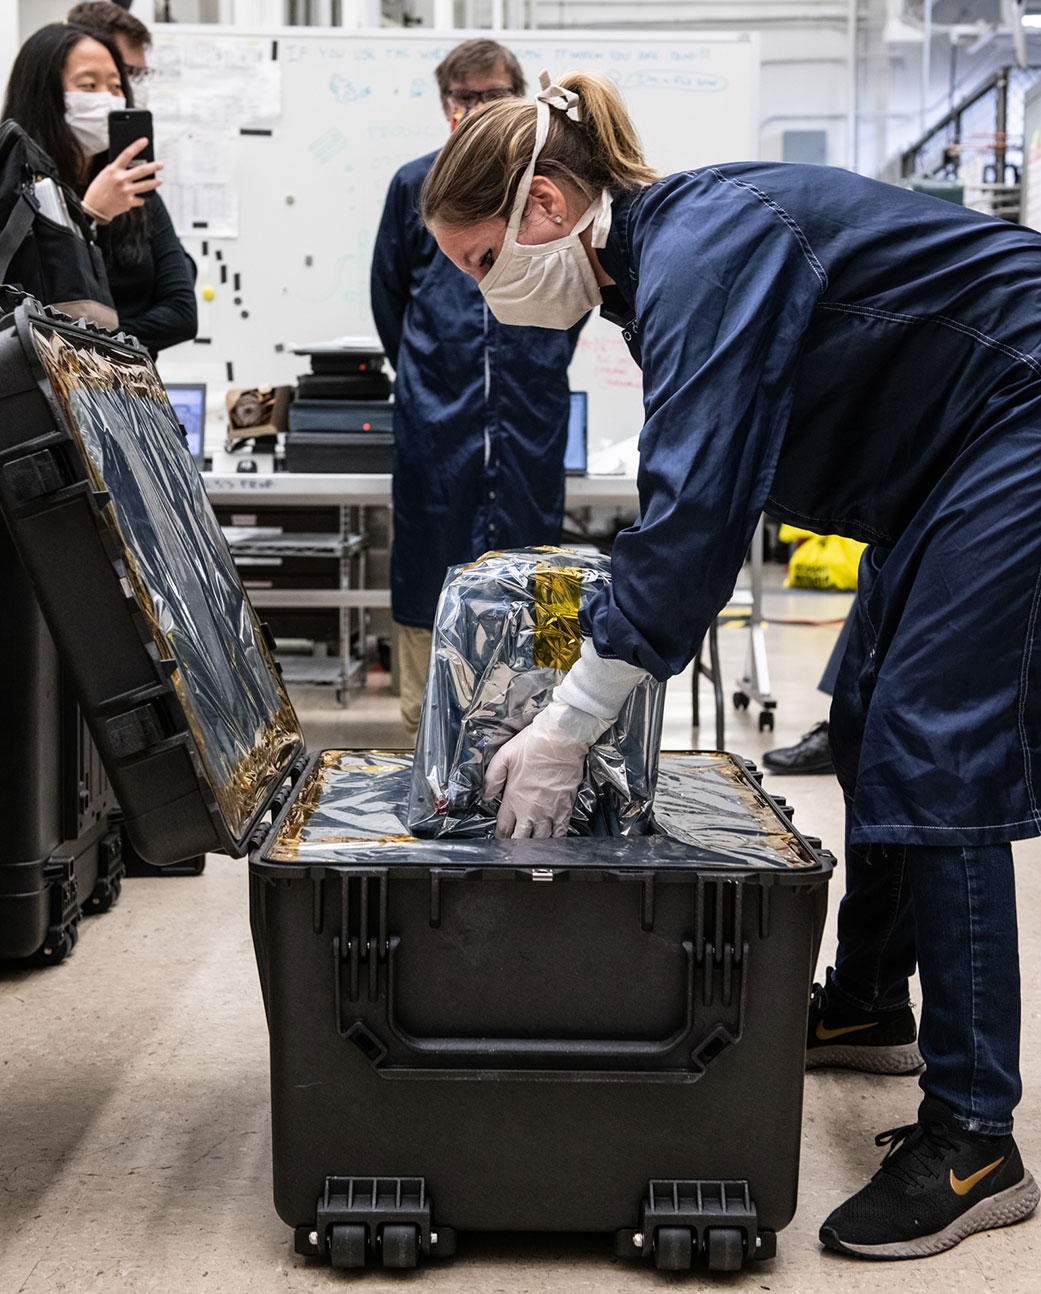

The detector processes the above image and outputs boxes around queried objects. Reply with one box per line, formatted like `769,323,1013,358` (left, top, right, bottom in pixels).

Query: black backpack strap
0,190,36,282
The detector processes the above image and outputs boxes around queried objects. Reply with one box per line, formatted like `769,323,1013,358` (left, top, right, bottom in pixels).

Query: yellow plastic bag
779,525,866,591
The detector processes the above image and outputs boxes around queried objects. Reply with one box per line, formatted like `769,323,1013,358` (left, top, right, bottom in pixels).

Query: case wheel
28,924,78,967
381,1223,419,1269
758,710,775,732
87,874,122,914
705,1226,744,1271
329,1223,367,1269
653,1226,694,1271
733,691,749,710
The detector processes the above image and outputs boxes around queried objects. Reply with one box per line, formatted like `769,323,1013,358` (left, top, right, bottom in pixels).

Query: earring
553,215,562,224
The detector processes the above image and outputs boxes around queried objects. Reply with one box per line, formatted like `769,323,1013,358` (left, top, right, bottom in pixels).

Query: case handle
335,937,745,1077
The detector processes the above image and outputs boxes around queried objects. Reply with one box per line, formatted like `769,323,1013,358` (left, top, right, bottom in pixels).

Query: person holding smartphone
2,23,196,356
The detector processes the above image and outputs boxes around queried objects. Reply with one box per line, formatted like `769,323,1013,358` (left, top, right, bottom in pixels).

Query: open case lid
0,296,305,863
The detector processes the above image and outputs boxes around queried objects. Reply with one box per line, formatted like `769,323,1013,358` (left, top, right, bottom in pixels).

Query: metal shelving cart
223,517,386,704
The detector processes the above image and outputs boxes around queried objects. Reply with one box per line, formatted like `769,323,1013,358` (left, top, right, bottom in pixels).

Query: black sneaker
806,976,923,1074
762,720,833,774
820,1097,1039,1259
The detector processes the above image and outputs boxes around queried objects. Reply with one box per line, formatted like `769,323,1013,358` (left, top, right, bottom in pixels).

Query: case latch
4,447,67,501
105,702,167,757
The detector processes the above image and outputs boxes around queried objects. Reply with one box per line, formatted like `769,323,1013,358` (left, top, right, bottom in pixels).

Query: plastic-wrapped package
407,548,665,838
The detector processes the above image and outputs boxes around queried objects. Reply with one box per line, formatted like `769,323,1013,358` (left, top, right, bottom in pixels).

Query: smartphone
108,108,154,166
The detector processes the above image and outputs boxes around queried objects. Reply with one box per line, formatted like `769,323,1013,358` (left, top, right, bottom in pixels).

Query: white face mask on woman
64,90,125,156
479,72,612,331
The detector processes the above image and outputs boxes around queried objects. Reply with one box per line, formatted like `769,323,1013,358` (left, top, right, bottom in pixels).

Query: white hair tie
535,69,581,122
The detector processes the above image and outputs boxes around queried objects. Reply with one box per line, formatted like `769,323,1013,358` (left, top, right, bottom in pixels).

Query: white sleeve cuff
553,637,650,725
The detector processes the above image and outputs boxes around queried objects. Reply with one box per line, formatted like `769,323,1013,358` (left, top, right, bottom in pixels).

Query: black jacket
97,193,196,356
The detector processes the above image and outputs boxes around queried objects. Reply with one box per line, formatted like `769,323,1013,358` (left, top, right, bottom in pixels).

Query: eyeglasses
126,66,155,84
446,86,515,110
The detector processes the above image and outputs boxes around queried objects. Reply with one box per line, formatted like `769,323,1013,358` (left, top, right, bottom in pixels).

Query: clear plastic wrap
264,751,816,870
407,547,665,838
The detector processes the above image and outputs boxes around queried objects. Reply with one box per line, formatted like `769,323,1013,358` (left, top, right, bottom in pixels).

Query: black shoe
806,975,923,1075
820,1097,1039,1260
762,720,833,774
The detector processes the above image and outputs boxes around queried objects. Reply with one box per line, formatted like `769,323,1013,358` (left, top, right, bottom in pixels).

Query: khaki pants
396,623,432,741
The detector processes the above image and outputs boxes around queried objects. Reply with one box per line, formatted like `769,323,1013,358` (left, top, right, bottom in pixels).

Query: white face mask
479,74,612,331
64,90,125,156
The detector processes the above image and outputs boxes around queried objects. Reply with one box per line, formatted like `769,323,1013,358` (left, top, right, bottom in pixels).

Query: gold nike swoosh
814,1020,879,1042
950,1158,1004,1197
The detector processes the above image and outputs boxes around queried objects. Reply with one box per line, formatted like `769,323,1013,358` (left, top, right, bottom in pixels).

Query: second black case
0,519,121,961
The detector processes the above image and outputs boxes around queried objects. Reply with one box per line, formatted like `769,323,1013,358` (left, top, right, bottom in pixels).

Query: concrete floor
2,580,1040,1292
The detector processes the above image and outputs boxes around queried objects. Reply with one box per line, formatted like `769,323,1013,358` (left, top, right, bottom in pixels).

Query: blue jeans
831,815,1022,1135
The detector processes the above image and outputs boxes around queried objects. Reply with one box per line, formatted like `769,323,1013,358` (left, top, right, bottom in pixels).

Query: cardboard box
225,384,293,447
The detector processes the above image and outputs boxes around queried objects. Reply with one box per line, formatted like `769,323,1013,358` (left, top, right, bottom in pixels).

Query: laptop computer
165,382,207,465
565,390,588,475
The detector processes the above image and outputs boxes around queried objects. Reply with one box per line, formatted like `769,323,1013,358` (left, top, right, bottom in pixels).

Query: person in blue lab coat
420,70,1041,1260
370,39,584,739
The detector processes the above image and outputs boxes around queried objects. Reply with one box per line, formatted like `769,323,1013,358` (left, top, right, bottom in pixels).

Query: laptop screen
565,390,587,475
165,383,207,463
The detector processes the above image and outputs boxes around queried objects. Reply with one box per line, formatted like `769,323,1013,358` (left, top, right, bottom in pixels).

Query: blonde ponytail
559,72,659,191
421,71,658,230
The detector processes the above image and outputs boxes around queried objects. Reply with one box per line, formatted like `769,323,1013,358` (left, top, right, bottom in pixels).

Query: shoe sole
819,1171,1040,1260
806,1041,924,1074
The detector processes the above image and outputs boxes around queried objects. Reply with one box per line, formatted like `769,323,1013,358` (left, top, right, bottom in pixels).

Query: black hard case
0,299,834,1270
0,519,121,962
250,752,832,1271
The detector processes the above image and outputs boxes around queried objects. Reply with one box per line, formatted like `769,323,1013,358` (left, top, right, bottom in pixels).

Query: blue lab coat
371,151,583,629
591,163,1041,846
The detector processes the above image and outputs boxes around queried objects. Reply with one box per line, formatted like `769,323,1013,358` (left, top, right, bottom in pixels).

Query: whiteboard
151,25,759,455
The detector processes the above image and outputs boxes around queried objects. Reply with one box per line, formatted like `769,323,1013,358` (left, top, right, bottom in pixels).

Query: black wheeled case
0,294,834,1272
248,750,833,1274
0,518,122,963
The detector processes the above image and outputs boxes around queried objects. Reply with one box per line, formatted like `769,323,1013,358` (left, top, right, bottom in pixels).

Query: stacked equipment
285,340,393,472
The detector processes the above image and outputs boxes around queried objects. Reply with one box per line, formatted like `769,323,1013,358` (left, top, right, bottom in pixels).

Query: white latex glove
483,640,650,839
483,700,600,838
